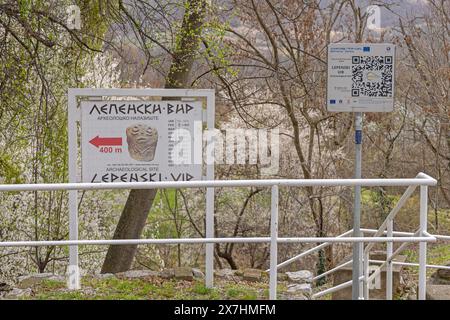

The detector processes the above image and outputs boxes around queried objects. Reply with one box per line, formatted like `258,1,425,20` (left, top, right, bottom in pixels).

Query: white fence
0,172,445,300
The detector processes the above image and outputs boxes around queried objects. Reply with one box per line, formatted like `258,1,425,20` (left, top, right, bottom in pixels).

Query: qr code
351,56,393,97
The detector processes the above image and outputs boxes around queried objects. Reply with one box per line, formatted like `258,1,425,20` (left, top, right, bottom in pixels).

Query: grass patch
224,284,258,300
35,290,86,300
28,277,272,300
403,243,450,279
40,279,66,290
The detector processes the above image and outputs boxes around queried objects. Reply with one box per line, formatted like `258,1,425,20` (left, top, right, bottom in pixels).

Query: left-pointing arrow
89,136,122,148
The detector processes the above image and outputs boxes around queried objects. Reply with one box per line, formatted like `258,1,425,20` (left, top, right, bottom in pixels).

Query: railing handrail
0,235,437,248
310,230,450,282
370,259,450,270
0,173,439,300
272,184,417,293
271,173,436,273
312,231,450,299
0,174,437,192
276,174,439,300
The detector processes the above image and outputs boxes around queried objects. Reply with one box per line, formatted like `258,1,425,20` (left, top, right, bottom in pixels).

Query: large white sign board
81,100,202,183
327,43,395,112
67,88,215,291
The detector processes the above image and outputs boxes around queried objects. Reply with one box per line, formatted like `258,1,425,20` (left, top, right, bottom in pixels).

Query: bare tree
101,0,208,273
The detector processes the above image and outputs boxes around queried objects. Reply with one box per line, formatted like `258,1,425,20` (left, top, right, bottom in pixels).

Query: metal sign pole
352,112,363,299
327,43,395,300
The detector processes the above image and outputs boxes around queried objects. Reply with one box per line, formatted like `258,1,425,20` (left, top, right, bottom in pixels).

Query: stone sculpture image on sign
126,123,158,161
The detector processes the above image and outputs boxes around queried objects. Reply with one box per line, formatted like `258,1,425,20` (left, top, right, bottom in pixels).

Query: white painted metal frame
418,185,428,300
272,173,446,300
269,185,279,300
67,88,215,289
0,172,440,300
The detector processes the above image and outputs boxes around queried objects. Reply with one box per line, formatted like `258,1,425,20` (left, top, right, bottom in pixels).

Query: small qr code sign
327,43,395,112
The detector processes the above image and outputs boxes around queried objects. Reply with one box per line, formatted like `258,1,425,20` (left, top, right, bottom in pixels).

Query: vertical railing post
363,250,369,300
386,218,393,300
205,187,214,288
358,241,364,299
418,185,428,300
269,185,279,300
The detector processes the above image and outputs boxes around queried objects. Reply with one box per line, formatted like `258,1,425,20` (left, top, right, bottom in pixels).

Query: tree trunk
101,0,207,273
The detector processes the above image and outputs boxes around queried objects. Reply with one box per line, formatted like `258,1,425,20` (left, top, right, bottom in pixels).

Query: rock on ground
159,268,175,279
286,283,312,295
281,283,312,300
215,268,237,279
93,273,115,280
17,273,65,289
429,264,450,285
285,270,313,284
426,285,450,300
115,270,159,279
437,266,450,281
174,267,193,281
243,269,262,282
192,268,205,279
3,288,32,299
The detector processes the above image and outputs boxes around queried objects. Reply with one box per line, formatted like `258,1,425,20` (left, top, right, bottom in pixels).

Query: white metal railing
310,232,450,299
275,173,449,300
0,172,440,300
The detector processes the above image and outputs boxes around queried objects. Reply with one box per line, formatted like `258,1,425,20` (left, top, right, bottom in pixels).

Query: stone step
426,285,450,300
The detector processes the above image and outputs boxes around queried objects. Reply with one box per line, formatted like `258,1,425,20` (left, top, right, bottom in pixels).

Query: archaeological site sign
327,43,395,112
80,100,203,183
67,88,215,290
